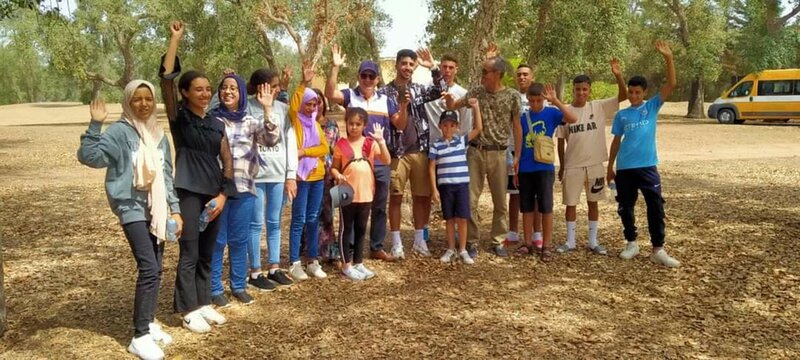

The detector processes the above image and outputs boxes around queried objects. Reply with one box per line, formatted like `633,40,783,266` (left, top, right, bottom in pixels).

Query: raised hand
416,48,435,69
280,64,292,90
302,60,315,84
485,42,499,58
655,40,672,58
90,98,108,122
169,20,185,39
467,97,479,109
543,84,558,103
443,92,457,109
222,68,235,76
370,123,386,142
257,83,273,108
331,44,347,67
610,58,622,77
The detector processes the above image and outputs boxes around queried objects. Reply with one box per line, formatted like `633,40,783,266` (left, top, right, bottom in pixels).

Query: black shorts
438,183,470,220
518,171,555,214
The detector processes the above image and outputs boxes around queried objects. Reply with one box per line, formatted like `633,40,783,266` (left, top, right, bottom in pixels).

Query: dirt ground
0,102,799,359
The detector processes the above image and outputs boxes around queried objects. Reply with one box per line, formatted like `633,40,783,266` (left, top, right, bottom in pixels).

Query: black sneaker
232,291,254,305
493,245,509,258
467,242,479,259
211,294,230,308
248,274,277,292
267,270,294,287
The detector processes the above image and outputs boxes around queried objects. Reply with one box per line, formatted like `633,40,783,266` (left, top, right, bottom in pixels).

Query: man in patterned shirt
378,48,446,259
445,47,520,257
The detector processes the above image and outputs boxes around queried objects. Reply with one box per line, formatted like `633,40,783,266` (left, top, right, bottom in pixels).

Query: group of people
77,20,681,360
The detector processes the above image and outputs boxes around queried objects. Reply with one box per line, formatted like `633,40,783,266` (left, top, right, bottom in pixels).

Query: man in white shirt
555,58,626,255
426,54,472,140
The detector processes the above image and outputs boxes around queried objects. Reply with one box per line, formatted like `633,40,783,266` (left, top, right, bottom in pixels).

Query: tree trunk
525,0,552,69
555,74,566,101
256,27,277,70
686,76,705,118
0,233,6,337
91,80,103,101
466,0,507,88
359,23,381,62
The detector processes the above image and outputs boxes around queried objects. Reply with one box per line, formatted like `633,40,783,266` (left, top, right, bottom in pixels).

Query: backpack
335,137,375,172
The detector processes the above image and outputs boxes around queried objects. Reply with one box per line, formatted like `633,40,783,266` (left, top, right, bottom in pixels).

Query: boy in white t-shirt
554,58,626,255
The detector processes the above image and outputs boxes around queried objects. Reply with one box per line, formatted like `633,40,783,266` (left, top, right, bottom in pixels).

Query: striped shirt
342,87,397,165
428,135,469,185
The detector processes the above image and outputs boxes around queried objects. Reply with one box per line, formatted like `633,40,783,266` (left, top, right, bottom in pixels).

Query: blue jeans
211,193,255,296
249,182,285,268
289,180,324,263
370,165,390,251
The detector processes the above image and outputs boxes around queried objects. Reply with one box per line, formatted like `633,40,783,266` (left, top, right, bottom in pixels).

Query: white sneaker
199,305,227,325
353,263,375,279
307,261,328,279
413,239,431,257
439,249,456,263
128,334,164,360
342,266,365,281
289,261,309,281
619,242,640,260
148,322,172,346
182,309,211,333
650,249,681,268
391,245,405,260
459,250,475,265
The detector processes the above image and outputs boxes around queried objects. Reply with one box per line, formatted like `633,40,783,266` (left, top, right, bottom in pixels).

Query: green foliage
560,81,621,104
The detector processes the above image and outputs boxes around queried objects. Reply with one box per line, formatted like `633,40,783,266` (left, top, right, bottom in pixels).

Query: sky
378,0,430,58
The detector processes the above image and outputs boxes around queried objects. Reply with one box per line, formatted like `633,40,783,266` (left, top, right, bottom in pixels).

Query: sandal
540,248,554,263
516,244,534,255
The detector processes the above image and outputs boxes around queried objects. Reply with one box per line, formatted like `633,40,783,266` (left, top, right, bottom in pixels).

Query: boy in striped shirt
428,98,483,264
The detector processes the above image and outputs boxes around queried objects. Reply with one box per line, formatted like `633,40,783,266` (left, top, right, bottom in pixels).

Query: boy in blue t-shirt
607,40,680,268
513,83,577,262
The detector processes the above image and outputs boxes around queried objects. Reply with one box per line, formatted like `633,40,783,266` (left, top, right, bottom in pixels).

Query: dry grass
0,103,799,359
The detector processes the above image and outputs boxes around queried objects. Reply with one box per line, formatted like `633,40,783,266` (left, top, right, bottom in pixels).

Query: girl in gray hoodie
77,80,181,360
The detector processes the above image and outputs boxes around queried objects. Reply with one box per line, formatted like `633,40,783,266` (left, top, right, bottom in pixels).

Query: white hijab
122,80,169,243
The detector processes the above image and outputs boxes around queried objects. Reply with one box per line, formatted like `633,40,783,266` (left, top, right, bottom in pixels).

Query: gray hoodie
77,120,181,225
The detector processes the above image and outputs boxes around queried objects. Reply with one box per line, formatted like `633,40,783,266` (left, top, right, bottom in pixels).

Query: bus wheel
717,109,736,124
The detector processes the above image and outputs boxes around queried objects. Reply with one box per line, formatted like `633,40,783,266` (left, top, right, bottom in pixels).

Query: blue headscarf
211,73,248,122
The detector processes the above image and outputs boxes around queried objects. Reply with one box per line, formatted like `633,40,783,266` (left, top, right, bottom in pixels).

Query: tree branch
778,4,800,25
259,0,305,60
84,70,117,86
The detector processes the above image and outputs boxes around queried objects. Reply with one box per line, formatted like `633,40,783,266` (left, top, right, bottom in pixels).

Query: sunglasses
481,68,495,75
360,73,377,80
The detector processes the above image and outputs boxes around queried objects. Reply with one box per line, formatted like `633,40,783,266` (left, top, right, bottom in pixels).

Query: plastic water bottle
609,181,617,199
199,199,218,232
166,219,178,242
423,224,430,242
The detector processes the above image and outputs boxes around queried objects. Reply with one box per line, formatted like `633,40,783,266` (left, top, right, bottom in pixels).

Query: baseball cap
439,110,459,124
358,61,380,75
330,183,355,208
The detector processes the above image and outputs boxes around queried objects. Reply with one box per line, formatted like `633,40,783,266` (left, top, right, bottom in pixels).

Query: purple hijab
297,88,321,180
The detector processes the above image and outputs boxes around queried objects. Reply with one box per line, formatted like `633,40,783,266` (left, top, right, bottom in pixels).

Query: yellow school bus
708,69,800,124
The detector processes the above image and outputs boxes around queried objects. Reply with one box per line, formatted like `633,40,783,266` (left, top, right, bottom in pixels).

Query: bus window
758,80,794,96
795,80,800,95
729,81,753,97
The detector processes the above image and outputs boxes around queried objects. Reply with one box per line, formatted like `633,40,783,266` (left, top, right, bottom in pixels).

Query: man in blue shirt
607,40,680,268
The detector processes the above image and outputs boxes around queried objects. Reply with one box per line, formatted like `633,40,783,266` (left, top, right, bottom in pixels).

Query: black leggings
122,221,164,338
174,189,220,313
338,202,371,264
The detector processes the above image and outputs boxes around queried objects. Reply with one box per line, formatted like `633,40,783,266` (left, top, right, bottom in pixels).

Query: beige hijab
122,80,169,243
